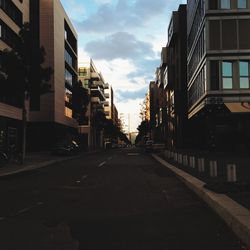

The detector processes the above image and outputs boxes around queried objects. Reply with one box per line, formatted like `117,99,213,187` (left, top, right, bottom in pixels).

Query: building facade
187,0,250,150
78,60,107,149
0,0,30,152
164,4,188,150
27,0,79,150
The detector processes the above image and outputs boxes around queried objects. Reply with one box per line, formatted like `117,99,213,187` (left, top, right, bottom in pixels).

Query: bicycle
0,151,8,167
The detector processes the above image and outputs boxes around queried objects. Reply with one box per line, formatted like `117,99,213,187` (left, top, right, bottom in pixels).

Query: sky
61,0,186,132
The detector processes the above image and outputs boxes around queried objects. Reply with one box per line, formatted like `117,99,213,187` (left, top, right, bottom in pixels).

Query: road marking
98,161,106,167
17,202,44,215
0,217,5,221
76,180,81,184
81,175,88,180
127,153,139,156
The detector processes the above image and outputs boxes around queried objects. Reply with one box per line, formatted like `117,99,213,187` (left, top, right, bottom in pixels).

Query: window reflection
65,88,72,103
221,0,230,9
238,0,247,8
222,62,233,89
239,61,249,88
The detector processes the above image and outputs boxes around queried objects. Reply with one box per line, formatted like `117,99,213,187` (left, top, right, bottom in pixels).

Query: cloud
116,87,147,102
85,32,155,61
75,0,177,34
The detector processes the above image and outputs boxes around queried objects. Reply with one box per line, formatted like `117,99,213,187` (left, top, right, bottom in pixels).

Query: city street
0,148,247,250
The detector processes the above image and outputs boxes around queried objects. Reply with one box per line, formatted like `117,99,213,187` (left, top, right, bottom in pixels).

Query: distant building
0,0,30,151
187,0,250,150
78,59,108,149
165,4,188,149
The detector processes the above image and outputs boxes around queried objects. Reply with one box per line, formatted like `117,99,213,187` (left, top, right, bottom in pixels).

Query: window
220,0,230,9
222,62,233,89
238,0,247,8
79,68,87,77
65,107,72,118
65,88,72,103
65,69,73,86
0,20,20,49
65,49,73,67
239,61,249,88
0,0,23,27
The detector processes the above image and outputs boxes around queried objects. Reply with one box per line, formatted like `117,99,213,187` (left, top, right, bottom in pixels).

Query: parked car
145,140,154,152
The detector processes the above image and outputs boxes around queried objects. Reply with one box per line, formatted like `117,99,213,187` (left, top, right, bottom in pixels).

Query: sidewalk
152,153,250,249
0,151,86,177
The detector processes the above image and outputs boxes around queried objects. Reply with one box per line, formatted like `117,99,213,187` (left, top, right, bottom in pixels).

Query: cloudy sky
61,0,186,131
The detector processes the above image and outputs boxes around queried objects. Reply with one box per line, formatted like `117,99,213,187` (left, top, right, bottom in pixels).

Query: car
145,140,154,152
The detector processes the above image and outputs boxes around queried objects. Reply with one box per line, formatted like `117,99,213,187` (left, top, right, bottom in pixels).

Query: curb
152,154,250,249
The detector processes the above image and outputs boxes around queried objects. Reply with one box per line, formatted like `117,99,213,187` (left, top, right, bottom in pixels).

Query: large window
65,88,72,103
65,69,73,86
238,0,247,8
222,62,233,89
0,20,20,49
239,61,249,88
220,0,231,9
0,0,23,27
65,49,73,67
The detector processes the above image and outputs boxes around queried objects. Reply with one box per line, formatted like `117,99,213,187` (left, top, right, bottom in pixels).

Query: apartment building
27,0,79,149
0,0,29,151
78,60,107,149
164,4,188,150
104,85,113,120
187,0,250,150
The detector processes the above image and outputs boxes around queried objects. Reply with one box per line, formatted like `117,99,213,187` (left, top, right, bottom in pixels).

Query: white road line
17,202,44,215
127,153,139,156
81,175,88,180
98,161,106,168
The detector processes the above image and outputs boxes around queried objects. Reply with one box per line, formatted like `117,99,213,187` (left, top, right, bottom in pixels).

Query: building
26,0,79,150
164,4,188,150
187,0,250,150
104,85,113,120
0,0,30,151
78,60,107,149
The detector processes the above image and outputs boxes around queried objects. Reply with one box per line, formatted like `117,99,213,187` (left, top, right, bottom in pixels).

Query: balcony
103,101,109,107
91,97,101,104
91,86,106,101
104,93,110,99
91,72,101,80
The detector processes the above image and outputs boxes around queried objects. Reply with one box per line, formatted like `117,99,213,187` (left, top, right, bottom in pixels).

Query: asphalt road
0,148,247,250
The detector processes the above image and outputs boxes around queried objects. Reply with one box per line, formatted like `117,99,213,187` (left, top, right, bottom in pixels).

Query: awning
225,102,250,113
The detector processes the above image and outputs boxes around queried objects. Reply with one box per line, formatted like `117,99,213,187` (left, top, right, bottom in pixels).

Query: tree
0,23,53,163
135,120,150,145
72,80,90,124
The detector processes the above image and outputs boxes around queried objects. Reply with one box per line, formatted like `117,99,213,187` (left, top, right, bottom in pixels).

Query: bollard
198,158,205,173
227,164,237,182
183,155,188,166
164,150,167,159
209,160,217,177
174,153,178,162
170,151,174,158
189,156,195,168
178,153,183,164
